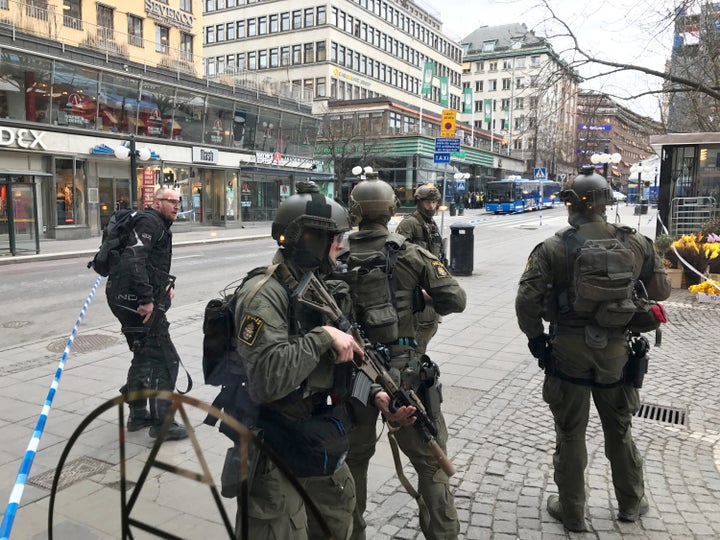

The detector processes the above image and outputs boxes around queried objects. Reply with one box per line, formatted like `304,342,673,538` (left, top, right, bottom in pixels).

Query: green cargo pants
346,352,458,540
543,333,645,522
237,458,355,540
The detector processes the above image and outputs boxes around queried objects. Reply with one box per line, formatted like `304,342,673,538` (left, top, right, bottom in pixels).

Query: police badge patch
432,260,450,278
239,314,264,346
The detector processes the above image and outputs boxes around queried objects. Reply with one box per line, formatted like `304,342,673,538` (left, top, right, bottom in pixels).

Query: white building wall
203,0,464,116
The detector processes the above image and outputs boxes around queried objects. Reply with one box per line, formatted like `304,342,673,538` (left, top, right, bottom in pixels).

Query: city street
1,204,719,539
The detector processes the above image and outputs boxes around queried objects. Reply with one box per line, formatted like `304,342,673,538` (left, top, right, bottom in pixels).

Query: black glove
528,333,552,370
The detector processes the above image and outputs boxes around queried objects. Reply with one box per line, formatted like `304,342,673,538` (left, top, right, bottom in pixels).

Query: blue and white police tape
0,275,103,540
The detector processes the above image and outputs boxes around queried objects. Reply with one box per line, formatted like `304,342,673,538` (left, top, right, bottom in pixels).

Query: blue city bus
541,180,562,207
485,177,542,213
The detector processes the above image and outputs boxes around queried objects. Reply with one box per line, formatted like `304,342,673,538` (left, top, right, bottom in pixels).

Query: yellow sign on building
441,109,456,137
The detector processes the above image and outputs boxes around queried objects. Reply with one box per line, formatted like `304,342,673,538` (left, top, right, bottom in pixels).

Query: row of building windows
464,56,543,74
206,38,461,110
202,6,460,87
205,40,327,73
204,6,326,42
330,6,459,85
6,1,194,58
203,0,455,62
0,48,317,155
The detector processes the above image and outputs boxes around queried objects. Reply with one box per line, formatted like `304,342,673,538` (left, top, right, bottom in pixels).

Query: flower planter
666,268,683,289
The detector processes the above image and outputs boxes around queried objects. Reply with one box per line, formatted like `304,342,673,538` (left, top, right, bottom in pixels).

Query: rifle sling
387,428,431,528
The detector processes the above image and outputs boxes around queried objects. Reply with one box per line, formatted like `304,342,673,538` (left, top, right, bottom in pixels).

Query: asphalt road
0,238,277,349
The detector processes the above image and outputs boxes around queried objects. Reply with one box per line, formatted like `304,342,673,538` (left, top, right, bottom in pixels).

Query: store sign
255,151,319,169
192,147,219,164
142,169,156,208
0,127,47,150
144,0,194,30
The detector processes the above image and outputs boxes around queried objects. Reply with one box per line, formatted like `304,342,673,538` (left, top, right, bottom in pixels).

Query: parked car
612,190,627,201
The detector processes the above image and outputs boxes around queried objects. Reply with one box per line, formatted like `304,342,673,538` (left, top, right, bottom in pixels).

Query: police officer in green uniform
344,176,466,540
515,168,671,532
233,182,362,539
396,184,445,354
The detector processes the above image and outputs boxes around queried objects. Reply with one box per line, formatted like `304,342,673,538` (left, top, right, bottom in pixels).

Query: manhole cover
47,334,118,354
28,456,113,491
634,403,688,427
2,320,32,329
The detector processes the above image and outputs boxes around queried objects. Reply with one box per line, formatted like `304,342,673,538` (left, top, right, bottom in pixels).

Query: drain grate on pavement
47,334,118,354
634,402,688,427
28,456,113,491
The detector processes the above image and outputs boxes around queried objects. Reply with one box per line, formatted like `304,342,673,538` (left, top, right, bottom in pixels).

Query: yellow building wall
3,0,203,76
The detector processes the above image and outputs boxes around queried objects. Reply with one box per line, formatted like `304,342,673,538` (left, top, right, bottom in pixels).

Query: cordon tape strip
0,275,104,540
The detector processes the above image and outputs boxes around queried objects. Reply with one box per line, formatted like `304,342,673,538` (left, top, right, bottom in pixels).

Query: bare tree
316,111,383,201
533,0,720,131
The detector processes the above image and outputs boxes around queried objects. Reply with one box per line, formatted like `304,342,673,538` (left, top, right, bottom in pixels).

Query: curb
0,234,271,265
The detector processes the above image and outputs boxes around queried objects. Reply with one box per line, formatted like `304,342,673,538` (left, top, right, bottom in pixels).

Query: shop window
55,158,87,226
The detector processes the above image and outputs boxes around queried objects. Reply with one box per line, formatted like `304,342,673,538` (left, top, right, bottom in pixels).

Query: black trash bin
458,204,464,216
449,222,475,276
449,203,456,216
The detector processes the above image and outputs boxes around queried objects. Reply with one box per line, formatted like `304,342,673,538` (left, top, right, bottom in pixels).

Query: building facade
202,0,464,111
666,4,720,133
459,23,579,181
201,0,525,203
0,0,325,252
576,90,661,190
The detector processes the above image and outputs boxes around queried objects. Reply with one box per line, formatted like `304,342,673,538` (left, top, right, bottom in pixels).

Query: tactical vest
554,224,639,328
340,232,414,344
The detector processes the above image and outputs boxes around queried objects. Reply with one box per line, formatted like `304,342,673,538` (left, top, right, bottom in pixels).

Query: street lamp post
114,135,152,209
590,151,622,183
630,162,652,228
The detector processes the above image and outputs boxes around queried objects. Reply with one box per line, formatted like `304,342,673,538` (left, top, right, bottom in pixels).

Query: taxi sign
441,109,456,137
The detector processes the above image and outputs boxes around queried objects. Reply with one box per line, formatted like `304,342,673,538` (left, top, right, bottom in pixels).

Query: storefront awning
239,166,334,180
0,170,53,178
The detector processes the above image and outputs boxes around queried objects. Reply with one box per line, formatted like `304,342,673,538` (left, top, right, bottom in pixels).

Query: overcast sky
428,0,679,120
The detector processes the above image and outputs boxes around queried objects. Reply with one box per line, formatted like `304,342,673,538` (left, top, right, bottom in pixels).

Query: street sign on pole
434,138,461,152
441,110,456,137
534,167,547,180
433,153,451,164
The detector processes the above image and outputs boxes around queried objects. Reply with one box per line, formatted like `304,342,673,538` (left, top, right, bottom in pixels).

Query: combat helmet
272,180,349,251
413,183,441,218
349,176,399,224
414,183,441,202
559,166,613,214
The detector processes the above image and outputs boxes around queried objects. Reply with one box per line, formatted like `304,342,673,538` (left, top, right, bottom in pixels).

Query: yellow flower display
688,278,720,295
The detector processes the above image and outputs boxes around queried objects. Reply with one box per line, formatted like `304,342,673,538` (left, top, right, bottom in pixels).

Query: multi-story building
576,90,661,189
666,3,720,132
459,23,579,181
0,0,325,250
202,0,463,111
202,0,526,204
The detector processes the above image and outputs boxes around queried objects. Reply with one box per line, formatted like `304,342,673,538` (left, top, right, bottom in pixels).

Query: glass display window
54,157,87,226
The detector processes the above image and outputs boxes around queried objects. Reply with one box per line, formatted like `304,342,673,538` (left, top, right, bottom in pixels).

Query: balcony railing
206,69,314,107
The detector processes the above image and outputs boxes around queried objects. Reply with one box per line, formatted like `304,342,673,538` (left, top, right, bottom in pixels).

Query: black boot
546,495,588,532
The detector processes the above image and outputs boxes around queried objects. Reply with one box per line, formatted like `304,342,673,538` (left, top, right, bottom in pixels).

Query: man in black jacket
106,187,187,440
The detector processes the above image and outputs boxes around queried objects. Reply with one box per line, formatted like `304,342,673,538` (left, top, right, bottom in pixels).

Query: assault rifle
294,271,456,477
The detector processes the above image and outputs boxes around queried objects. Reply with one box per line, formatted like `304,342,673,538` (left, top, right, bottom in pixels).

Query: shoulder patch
431,259,450,278
239,314,264,346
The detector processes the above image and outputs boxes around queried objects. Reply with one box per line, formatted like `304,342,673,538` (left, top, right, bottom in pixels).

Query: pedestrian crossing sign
534,167,547,180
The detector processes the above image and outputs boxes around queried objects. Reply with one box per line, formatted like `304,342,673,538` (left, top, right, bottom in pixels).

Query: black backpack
202,265,281,386
87,209,138,276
